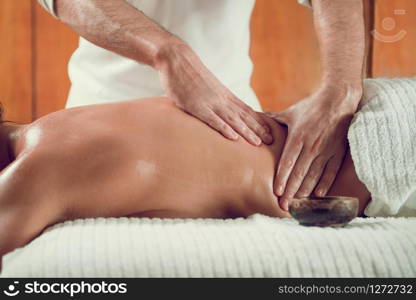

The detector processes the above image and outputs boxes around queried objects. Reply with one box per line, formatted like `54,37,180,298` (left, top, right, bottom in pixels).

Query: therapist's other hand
265,85,362,210
157,43,272,146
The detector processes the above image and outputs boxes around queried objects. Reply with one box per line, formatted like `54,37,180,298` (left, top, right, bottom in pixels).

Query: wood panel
372,0,416,77
250,0,322,112
34,1,78,118
0,0,33,123
364,0,375,78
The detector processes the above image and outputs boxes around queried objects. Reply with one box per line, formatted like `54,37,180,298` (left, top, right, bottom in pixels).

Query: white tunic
38,0,310,110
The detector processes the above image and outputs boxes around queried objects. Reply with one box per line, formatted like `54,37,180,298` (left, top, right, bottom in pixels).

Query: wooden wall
0,0,415,123
250,0,322,111
33,3,78,119
0,0,33,123
0,0,77,123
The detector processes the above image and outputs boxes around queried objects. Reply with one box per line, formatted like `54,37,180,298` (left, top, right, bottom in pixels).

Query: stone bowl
288,196,359,227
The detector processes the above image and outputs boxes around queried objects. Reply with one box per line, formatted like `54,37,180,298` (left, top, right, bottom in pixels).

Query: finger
278,196,290,212
231,99,272,136
295,155,328,198
274,133,303,196
217,111,262,146
240,111,274,145
252,111,272,133
314,153,344,197
203,110,239,140
279,148,316,209
242,106,272,133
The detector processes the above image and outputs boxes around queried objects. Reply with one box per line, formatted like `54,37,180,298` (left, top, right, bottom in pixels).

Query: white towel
348,78,416,217
2,215,416,277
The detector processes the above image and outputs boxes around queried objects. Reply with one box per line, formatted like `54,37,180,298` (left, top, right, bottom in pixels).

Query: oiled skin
0,98,370,261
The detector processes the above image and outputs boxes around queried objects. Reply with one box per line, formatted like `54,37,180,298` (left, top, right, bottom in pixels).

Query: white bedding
2,214,416,277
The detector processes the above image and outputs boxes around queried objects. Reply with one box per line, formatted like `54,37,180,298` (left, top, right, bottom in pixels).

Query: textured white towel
348,78,416,217
2,215,416,277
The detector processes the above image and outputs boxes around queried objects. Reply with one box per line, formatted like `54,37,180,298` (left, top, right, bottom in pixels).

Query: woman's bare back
7,98,286,218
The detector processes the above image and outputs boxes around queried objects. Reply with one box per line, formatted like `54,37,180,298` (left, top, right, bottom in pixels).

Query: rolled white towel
348,78,416,217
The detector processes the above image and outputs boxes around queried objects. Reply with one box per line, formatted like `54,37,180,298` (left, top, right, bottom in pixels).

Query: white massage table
2,214,415,277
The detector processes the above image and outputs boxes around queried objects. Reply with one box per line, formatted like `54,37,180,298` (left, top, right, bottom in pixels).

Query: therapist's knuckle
288,134,302,148
252,123,263,134
243,115,256,125
319,175,332,188
301,179,314,190
242,105,253,113
227,95,238,104
297,130,307,141
256,116,268,127
239,110,250,120
206,119,216,129
292,170,303,181
307,168,320,180
281,158,294,170
193,106,206,117
238,125,249,135
310,136,325,154
217,122,229,131
257,126,268,137
206,115,219,126
209,104,220,114
283,187,296,199
219,113,231,122
247,111,259,121
292,168,305,180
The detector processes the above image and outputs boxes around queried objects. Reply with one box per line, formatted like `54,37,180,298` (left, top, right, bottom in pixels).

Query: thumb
264,111,289,125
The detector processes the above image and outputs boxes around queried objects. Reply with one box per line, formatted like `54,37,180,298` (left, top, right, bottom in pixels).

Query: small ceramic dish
288,196,359,227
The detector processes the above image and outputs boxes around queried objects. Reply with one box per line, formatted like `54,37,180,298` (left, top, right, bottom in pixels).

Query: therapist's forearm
312,0,365,98
55,0,186,69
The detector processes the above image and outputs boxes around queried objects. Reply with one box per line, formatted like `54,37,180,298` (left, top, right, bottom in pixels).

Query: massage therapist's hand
157,43,273,146
265,85,362,210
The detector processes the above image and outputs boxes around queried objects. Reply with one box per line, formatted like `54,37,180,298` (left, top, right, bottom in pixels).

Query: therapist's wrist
320,77,362,98
153,38,193,71
316,79,363,114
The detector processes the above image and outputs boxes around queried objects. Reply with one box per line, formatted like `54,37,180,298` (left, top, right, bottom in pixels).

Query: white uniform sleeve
297,0,312,8
37,0,58,18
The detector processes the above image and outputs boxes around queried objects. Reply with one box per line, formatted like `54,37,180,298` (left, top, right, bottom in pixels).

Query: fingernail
280,199,288,211
252,135,261,146
298,190,308,198
316,189,324,197
284,200,289,211
230,133,239,140
276,185,284,196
